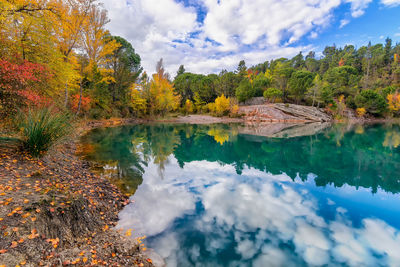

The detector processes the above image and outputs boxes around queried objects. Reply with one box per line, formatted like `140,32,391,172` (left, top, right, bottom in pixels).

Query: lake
80,122,400,267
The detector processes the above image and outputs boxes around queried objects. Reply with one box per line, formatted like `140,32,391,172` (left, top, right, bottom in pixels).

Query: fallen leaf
125,229,132,237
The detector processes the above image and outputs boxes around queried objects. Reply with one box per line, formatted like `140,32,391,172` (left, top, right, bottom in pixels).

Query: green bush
235,80,253,102
17,108,71,157
355,89,387,116
263,88,283,102
380,86,396,98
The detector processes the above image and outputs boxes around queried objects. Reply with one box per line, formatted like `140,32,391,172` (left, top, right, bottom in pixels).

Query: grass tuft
17,107,71,157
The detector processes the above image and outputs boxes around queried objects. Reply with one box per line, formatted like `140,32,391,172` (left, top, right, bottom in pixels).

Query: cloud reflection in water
117,157,400,267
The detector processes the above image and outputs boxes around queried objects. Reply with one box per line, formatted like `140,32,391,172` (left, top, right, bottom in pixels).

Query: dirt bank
0,119,153,267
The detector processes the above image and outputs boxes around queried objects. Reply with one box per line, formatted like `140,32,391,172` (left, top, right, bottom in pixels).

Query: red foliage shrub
71,94,92,113
0,58,50,117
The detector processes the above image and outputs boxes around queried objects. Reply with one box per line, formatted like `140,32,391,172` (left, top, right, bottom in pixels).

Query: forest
1,0,400,126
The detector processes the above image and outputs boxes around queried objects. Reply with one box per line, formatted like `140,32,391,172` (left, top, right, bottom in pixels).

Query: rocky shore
238,103,332,123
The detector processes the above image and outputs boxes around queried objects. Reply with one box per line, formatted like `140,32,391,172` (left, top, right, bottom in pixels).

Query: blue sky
101,0,400,74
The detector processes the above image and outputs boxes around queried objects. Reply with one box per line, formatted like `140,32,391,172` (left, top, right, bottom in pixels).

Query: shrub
356,107,366,118
17,108,71,157
355,89,387,116
71,94,91,113
263,88,283,102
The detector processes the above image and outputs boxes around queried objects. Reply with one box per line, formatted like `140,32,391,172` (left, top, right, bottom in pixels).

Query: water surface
81,123,400,267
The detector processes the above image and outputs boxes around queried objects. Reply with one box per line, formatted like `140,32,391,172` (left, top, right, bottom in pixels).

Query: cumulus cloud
345,0,373,17
99,0,400,74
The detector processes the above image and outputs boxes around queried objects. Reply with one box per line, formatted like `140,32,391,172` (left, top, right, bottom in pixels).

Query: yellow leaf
125,229,132,237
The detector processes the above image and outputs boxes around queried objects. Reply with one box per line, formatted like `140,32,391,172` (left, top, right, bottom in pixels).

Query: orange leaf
10,241,18,248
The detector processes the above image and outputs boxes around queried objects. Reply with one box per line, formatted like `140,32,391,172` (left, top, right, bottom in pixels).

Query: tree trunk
365,59,371,89
64,82,68,108
76,79,83,115
312,89,316,107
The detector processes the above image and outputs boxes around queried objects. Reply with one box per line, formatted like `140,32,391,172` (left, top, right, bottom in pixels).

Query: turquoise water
81,123,400,266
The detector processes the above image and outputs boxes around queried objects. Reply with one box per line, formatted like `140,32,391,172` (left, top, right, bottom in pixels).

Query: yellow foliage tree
82,5,120,84
387,93,400,115
149,74,180,115
184,99,194,114
214,94,230,116
130,85,147,116
56,0,97,106
149,59,180,115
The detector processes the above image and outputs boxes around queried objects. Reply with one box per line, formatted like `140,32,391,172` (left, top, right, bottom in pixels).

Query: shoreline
83,115,400,126
0,118,153,266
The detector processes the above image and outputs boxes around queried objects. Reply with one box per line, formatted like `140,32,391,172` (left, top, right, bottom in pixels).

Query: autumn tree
57,0,97,107
149,59,180,115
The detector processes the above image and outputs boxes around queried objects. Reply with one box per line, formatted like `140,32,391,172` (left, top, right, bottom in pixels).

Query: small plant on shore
17,107,71,157
356,107,367,118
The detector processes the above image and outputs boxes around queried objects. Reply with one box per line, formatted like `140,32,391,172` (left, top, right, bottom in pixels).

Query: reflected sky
80,123,400,266
117,157,400,267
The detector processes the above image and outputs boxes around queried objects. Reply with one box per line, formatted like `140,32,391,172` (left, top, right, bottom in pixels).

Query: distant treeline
170,39,400,118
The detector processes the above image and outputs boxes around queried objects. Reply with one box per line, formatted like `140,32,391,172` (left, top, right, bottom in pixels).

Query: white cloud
99,0,396,77
381,0,400,6
340,19,350,28
345,0,373,17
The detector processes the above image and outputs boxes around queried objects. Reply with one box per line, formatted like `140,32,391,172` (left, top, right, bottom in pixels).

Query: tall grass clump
17,107,71,157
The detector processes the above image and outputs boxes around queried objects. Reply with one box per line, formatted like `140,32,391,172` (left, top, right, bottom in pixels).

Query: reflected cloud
118,159,400,267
